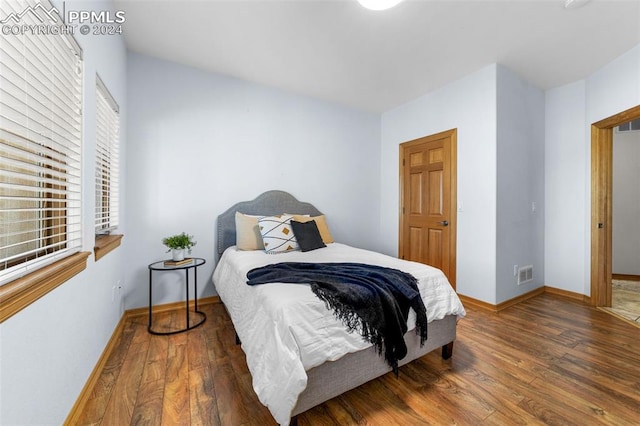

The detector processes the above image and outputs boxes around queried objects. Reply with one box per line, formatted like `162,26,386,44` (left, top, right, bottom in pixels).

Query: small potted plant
162,232,196,261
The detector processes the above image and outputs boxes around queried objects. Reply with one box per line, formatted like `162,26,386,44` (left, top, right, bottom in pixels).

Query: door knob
438,220,449,226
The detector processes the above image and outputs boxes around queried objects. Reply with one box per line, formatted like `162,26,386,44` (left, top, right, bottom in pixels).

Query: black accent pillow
290,220,326,252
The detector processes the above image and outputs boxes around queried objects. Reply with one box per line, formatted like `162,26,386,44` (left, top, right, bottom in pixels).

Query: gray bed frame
215,190,457,424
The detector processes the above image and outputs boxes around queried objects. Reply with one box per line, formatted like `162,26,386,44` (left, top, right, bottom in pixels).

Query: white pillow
258,215,299,254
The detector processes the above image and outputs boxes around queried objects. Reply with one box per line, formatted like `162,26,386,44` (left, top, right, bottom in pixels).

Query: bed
212,190,466,425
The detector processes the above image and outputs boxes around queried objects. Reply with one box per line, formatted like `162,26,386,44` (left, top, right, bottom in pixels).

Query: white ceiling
115,0,640,112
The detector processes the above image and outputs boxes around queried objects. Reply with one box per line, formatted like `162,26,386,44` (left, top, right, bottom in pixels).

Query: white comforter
212,243,466,425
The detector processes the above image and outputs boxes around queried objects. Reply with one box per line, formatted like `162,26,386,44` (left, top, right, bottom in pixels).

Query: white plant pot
172,249,185,261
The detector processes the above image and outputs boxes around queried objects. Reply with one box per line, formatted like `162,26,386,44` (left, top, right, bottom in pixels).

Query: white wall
613,130,640,275
0,1,127,424
124,52,381,309
496,65,545,303
381,65,498,303
545,44,640,295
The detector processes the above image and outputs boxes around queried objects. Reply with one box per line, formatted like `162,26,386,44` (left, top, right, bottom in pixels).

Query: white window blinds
95,76,119,234
0,0,83,284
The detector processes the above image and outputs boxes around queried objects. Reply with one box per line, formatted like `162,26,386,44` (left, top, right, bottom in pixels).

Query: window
95,76,119,234
93,76,122,261
616,118,640,133
0,0,87,321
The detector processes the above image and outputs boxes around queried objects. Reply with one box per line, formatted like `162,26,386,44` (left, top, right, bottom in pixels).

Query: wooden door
591,104,640,307
399,129,457,288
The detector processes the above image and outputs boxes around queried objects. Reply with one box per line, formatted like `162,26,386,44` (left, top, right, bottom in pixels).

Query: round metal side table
148,257,206,335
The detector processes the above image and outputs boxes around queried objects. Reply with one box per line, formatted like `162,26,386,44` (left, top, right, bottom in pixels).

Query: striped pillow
258,215,299,254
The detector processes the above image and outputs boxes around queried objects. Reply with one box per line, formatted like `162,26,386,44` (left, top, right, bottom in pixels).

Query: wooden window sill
0,251,91,323
94,234,124,261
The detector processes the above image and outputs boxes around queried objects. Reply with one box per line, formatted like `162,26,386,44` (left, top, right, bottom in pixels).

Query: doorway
399,129,457,288
591,104,640,307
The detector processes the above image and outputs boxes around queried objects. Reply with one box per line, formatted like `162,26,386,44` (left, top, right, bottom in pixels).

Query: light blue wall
381,65,498,303
381,63,546,305
544,80,587,295
587,44,640,125
496,65,545,303
124,52,381,309
545,44,640,295
0,1,127,424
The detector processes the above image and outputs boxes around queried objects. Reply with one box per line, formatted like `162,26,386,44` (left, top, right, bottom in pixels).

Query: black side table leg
194,265,198,312
185,268,190,328
148,269,153,332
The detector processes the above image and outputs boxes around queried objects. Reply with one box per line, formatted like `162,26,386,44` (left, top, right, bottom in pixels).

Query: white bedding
212,243,466,425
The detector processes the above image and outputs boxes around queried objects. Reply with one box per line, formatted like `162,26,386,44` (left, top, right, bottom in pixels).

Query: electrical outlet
513,265,518,276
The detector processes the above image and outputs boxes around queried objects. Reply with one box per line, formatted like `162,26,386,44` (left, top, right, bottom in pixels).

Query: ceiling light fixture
564,0,591,10
358,0,403,11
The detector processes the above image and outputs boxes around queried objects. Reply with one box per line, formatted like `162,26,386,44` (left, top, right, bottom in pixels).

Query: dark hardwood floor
75,293,640,425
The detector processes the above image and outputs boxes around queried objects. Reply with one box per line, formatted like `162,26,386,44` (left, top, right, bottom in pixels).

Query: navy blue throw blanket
246,262,429,375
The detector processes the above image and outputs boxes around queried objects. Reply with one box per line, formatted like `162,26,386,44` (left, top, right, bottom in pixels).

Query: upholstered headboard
216,190,323,259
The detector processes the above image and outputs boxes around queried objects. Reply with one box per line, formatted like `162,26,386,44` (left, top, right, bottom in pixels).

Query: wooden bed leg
235,332,241,345
441,341,454,359
290,415,298,426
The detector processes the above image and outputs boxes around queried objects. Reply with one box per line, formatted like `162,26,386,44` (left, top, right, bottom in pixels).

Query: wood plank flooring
602,280,640,325
75,294,640,425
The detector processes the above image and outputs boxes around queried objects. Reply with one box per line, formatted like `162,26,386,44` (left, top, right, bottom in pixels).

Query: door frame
591,104,640,306
399,128,457,288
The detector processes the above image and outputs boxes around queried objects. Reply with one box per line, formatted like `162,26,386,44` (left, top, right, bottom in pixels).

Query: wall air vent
616,118,640,133
518,265,533,285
